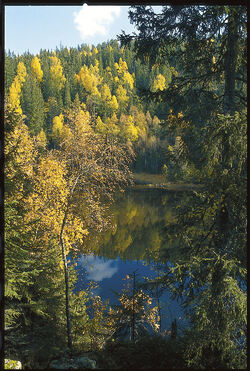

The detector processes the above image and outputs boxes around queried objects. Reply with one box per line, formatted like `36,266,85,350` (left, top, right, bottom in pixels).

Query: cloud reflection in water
79,253,118,282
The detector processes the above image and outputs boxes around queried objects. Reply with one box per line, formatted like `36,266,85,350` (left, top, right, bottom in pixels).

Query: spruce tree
21,74,45,136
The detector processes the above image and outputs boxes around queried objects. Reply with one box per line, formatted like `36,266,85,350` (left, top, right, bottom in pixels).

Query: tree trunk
60,211,73,351
131,271,136,341
224,9,239,115
171,318,177,339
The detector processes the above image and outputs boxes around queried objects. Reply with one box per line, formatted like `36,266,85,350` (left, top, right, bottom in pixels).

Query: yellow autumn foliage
114,58,128,74
16,62,27,84
76,65,102,96
52,114,64,140
8,62,27,114
101,84,112,102
105,113,120,137
114,58,134,90
63,214,89,248
25,154,69,237
95,116,107,135
50,56,66,90
123,71,134,90
116,85,129,107
5,117,36,182
109,95,119,112
35,129,47,149
153,74,166,91
31,56,43,82
9,77,22,114
120,114,138,142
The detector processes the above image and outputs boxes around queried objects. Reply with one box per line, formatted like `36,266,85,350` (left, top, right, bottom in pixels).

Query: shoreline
132,173,203,191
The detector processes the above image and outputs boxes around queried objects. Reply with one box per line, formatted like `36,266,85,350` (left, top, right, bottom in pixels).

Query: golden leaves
109,95,119,112
114,57,134,90
16,62,27,84
75,64,102,96
52,113,64,141
31,56,43,83
9,78,22,114
120,114,138,142
25,154,69,236
9,62,27,114
5,117,36,181
116,85,129,108
35,129,47,149
152,74,166,92
49,55,66,90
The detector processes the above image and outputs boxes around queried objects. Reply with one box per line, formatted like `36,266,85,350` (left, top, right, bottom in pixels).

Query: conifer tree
21,74,45,136
64,80,71,108
4,52,17,94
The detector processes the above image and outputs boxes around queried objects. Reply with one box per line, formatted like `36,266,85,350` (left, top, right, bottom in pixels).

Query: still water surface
75,188,190,333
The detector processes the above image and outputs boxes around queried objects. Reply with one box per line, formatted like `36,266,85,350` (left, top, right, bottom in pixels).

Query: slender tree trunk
59,174,80,351
171,318,177,339
131,271,136,341
60,210,73,351
224,9,239,115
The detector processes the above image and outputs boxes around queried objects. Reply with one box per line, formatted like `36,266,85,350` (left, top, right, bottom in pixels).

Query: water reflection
76,253,186,332
85,189,184,262
79,254,119,281
75,189,189,332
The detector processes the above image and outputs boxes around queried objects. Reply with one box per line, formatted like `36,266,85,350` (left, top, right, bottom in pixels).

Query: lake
74,188,191,335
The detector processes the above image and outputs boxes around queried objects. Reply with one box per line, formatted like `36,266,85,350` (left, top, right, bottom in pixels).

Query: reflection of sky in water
79,253,119,281
73,190,189,333
75,253,187,332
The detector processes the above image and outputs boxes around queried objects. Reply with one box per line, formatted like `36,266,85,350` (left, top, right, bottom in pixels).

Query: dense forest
4,5,247,370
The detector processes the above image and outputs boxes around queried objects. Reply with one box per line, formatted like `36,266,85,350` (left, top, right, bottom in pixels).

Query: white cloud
73,4,121,39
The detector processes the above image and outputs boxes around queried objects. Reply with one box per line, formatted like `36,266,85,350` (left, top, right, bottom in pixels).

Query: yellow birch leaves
152,74,166,92
114,57,134,90
52,113,64,141
49,56,66,90
9,62,27,114
75,64,102,96
31,56,43,83
100,84,119,114
5,107,35,183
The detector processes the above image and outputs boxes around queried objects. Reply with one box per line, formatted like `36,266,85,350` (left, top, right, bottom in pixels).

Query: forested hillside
5,40,180,175
4,4,247,370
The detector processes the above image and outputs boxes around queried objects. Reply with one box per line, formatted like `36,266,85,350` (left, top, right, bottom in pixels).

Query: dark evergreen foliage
4,5,247,368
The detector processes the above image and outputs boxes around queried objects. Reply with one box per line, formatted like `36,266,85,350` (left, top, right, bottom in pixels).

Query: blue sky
5,5,143,55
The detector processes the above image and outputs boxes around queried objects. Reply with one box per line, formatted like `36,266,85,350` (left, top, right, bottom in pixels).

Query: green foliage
108,273,160,341
117,7,247,369
5,44,164,172
4,102,67,367
4,10,247,368
21,74,45,135
156,111,247,368
120,5,247,116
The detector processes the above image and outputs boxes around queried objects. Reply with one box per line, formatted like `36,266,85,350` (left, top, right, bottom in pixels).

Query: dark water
75,188,189,333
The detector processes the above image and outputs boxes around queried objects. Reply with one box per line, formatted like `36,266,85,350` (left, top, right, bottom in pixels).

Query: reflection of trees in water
83,190,186,262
